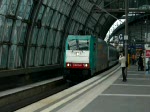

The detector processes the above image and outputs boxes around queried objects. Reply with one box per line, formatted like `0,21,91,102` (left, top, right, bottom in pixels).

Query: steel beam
93,8,150,14
24,0,43,68
83,0,102,31
125,0,128,77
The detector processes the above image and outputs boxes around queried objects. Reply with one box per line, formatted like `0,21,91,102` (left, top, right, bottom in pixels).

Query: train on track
63,35,119,82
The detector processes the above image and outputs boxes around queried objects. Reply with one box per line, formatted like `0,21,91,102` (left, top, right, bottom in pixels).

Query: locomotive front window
68,39,89,50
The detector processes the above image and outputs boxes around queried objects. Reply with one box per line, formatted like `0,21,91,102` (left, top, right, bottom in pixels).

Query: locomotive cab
63,35,117,82
64,35,96,81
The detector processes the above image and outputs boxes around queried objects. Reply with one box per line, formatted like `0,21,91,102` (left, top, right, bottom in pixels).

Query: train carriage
63,35,118,81
108,44,119,67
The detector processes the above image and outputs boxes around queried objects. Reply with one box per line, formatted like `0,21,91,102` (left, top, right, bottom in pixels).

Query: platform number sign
124,35,128,40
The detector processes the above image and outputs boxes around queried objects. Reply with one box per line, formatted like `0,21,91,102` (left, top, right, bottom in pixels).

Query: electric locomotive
63,35,118,81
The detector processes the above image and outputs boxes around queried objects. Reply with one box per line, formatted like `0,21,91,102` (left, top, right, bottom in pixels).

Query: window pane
11,20,22,44
74,23,80,34
43,0,48,5
69,21,76,34
0,0,10,15
62,3,69,15
0,16,5,42
34,47,40,66
28,47,35,66
59,1,65,13
50,12,61,29
25,0,33,19
58,15,66,30
0,45,9,69
52,0,59,9
48,0,55,7
44,48,49,65
37,27,45,46
39,48,44,65
56,0,62,11
8,0,19,15
42,7,50,26
68,39,90,50
52,48,59,64
37,5,45,21
19,23,28,43
8,45,17,69
31,26,38,44
3,19,13,42
17,0,28,18
43,29,48,45
16,46,24,67
47,48,52,65
46,29,56,47
46,9,53,26
54,31,61,47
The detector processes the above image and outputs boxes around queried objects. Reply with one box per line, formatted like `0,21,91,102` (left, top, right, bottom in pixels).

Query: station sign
146,50,150,57
128,44,144,49
124,35,128,40
136,44,144,49
119,34,123,41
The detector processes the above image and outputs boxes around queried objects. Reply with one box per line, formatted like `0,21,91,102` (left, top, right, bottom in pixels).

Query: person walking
119,53,127,82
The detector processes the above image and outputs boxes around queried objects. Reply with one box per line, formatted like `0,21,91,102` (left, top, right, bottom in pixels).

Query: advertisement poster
145,49,150,75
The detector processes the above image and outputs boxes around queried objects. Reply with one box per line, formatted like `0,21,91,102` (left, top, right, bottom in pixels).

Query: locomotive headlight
76,52,79,56
85,64,88,67
67,63,70,66
83,63,89,68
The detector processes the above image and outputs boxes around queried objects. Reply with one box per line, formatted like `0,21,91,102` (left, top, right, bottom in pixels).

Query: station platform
16,65,150,112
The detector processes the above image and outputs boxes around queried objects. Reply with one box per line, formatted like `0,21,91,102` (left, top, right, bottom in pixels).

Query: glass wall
0,0,77,70
0,0,33,69
0,0,108,72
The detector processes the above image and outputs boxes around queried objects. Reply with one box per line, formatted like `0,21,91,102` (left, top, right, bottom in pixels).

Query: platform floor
81,65,150,112
16,65,150,112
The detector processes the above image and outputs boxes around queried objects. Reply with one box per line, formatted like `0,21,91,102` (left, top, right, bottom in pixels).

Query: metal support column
24,0,42,68
125,0,128,76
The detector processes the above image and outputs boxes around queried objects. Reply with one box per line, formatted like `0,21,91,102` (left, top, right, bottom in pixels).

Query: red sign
146,50,150,57
66,63,89,69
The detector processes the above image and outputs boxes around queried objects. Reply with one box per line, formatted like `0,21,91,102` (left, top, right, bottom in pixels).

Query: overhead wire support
93,4,124,24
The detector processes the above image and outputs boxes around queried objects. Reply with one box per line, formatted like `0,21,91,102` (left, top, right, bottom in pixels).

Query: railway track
0,77,68,112
0,64,119,112
16,64,120,112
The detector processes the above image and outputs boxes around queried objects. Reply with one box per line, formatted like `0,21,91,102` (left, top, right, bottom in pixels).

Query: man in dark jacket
138,55,143,71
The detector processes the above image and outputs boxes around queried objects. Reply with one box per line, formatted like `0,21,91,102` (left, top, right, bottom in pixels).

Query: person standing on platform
148,59,150,73
138,55,143,71
132,54,135,65
119,53,127,82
